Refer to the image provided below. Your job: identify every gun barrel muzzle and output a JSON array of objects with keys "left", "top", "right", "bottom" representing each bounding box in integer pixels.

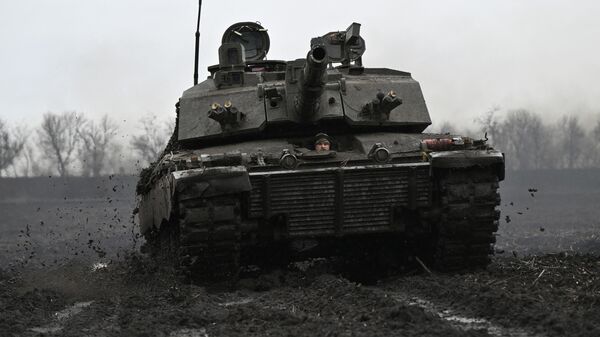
[{"left": 296, "top": 45, "right": 329, "bottom": 119}]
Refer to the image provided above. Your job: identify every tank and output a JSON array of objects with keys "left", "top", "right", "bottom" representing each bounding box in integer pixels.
[{"left": 136, "top": 21, "right": 505, "bottom": 280}]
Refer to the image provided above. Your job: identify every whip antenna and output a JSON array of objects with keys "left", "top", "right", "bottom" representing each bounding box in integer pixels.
[{"left": 193, "top": 0, "right": 202, "bottom": 85}]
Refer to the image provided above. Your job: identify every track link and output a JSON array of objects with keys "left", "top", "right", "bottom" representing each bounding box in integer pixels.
[
  {"left": 434, "top": 168, "right": 501, "bottom": 271},
  {"left": 147, "top": 195, "right": 242, "bottom": 282},
  {"left": 178, "top": 196, "right": 241, "bottom": 281}
]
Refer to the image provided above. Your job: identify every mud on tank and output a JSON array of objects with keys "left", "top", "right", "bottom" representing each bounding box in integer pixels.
[{"left": 136, "top": 20, "right": 505, "bottom": 281}]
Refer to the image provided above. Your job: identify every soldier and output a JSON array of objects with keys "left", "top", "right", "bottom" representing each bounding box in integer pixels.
[{"left": 314, "top": 133, "right": 331, "bottom": 152}]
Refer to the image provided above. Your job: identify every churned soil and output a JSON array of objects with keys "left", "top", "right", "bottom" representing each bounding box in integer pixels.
[
  {"left": 382, "top": 253, "right": 600, "bottom": 337},
  {"left": 1, "top": 253, "right": 599, "bottom": 337}
]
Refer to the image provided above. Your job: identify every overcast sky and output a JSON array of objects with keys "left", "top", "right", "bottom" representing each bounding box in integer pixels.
[{"left": 1, "top": 0, "right": 599, "bottom": 134}]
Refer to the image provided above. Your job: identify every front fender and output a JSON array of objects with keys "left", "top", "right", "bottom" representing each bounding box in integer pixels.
[
  {"left": 138, "top": 166, "right": 251, "bottom": 235},
  {"left": 172, "top": 166, "right": 252, "bottom": 200},
  {"left": 429, "top": 150, "right": 505, "bottom": 180}
]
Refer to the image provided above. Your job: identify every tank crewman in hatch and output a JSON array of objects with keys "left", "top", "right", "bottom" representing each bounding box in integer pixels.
[{"left": 314, "top": 133, "right": 331, "bottom": 152}]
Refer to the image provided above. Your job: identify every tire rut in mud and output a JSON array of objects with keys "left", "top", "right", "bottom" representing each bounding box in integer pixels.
[
  {"left": 0, "top": 256, "right": 486, "bottom": 337},
  {"left": 2, "top": 254, "right": 599, "bottom": 336},
  {"left": 380, "top": 253, "right": 600, "bottom": 337}
]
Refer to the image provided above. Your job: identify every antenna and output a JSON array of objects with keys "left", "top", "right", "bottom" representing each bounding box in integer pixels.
[{"left": 193, "top": 0, "right": 202, "bottom": 85}]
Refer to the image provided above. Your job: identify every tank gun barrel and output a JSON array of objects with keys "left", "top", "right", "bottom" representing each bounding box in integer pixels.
[{"left": 295, "top": 45, "right": 329, "bottom": 119}]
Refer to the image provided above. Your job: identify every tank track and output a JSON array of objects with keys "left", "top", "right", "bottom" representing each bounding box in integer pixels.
[
  {"left": 152, "top": 195, "right": 241, "bottom": 281},
  {"left": 433, "top": 168, "right": 500, "bottom": 271}
]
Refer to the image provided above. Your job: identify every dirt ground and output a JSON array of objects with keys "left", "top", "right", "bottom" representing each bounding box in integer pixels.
[
  {"left": 0, "top": 170, "right": 599, "bottom": 337},
  {"left": 1, "top": 253, "right": 599, "bottom": 337}
]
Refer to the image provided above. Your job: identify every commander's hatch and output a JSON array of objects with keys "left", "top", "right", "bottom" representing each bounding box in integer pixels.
[
  {"left": 210, "top": 22, "right": 272, "bottom": 89},
  {"left": 221, "top": 22, "right": 270, "bottom": 62}
]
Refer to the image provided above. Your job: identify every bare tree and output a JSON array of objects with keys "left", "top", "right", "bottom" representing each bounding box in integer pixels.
[
  {"left": 78, "top": 115, "right": 118, "bottom": 177},
  {"left": 500, "top": 109, "right": 548, "bottom": 170},
  {"left": 557, "top": 115, "right": 585, "bottom": 169},
  {"left": 38, "top": 111, "right": 84, "bottom": 177},
  {"left": 26, "top": 143, "right": 51, "bottom": 177},
  {"left": 0, "top": 119, "right": 26, "bottom": 176},
  {"left": 10, "top": 125, "right": 31, "bottom": 176},
  {"left": 106, "top": 142, "right": 130, "bottom": 175},
  {"left": 130, "top": 115, "right": 171, "bottom": 166},
  {"left": 476, "top": 106, "right": 503, "bottom": 148},
  {"left": 20, "top": 143, "right": 34, "bottom": 177},
  {"left": 528, "top": 115, "right": 550, "bottom": 169}
]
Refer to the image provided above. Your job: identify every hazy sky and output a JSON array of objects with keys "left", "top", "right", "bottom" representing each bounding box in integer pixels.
[{"left": 1, "top": 0, "right": 599, "bottom": 134}]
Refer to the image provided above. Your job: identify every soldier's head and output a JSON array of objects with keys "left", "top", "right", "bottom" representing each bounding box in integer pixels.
[{"left": 314, "top": 133, "right": 331, "bottom": 152}]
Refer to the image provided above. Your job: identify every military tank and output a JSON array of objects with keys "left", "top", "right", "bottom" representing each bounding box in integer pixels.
[{"left": 137, "top": 20, "right": 505, "bottom": 280}]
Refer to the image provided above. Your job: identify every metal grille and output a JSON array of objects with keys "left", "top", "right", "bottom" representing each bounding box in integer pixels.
[{"left": 248, "top": 164, "right": 430, "bottom": 236}]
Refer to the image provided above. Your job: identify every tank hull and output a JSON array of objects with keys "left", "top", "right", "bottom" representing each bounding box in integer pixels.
[{"left": 138, "top": 142, "right": 503, "bottom": 280}]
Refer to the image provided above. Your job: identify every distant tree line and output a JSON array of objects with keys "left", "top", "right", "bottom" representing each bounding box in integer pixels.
[
  {"left": 1, "top": 108, "right": 599, "bottom": 176},
  {"left": 0, "top": 119, "right": 26, "bottom": 177},
  {"left": 0, "top": 112, "right": 172, "bottom": 177},
  {"left": 435, "top": 107, "right": 600, "bottom": 171}
]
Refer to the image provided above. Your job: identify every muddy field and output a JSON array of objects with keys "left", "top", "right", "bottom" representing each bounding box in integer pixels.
[{"left": 1, "top": 170, "right": 599, "bottom": 336}]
